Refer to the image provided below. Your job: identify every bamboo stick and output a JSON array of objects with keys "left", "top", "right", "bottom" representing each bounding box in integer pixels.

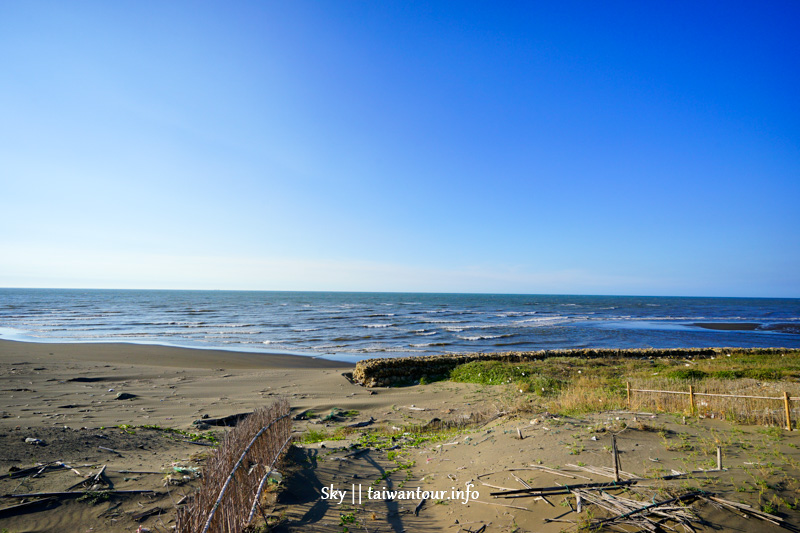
[
  {"left": 246, "top": 433, "right": 293, "bottom": 525},
  {"left": 626, "top": 381, "right": 631, "bottom": 409},
  {"left": 630, "top": 388, "right": 691, "bottom": 395},
  {"left": 490, "top": 479, "right": 638, "bottom": 497},
  {"left": 631, "top": 388, "right": 788, "bottom": 401},
  {"left": 785, "top": 391, "right": 792, "bottom": 431},
  {"left": 525, "top": 465, "right": 591, "bottom": 480}
]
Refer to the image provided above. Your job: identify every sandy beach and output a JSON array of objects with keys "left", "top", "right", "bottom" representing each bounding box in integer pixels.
[{"left": 3, "top": 340, "right": 800, "bottom": 533}]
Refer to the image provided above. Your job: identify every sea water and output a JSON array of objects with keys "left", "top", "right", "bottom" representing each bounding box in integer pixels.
[{"left": 0, "top": 289, "right": 798, "bottom": 363}]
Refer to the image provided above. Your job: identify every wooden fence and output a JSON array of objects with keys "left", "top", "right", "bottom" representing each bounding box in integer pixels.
[
  {"left": 176, "top": 399, "right": 292, "bottom": 533},
  {"left": 626, "top": 382, "right": 795, "bottom": 430}
]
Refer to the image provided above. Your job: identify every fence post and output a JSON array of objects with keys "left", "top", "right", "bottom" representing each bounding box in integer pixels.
[
  {"left": 611, "top": 435, "right": 620, "bottom": 483},
  {"left": 626, "top": 382, "right": 631, "bottom": 409},
  {"left": 689, "top": 385, "right": 696, "bottom": 415},
  {"left": 784, "top": 391, "right": 792, "bottom": 431}
]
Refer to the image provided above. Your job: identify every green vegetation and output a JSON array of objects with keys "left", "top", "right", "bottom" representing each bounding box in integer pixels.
[
  {"left": 77, "top": 491, "right": 111, "bottom": 505},
  {"left": 299, "top": 422, "right": 460, "bottom": 450},
  {"left": 667, "top": 368, "right": 708, "bottom": 380},
  {"left": 299, "top": 428, "right": 344, "bottom": 444},
  {"left": 442, "top": 350, "right": 800, "bottom": 425},
  {"left": 449, "top": 360, "right": 565, "bottom": 397},
  {"left": 119, "top": 424, "right": 219, "bottom": 445}
]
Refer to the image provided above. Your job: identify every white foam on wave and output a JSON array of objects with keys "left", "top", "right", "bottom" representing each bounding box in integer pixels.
[
  {"left": 409, "top": 342, "right": 451, "bottom": 347},
  {"left": 515, "top": 316, "right": 569, "bottom": 324},
  {"left": 456, "top": 334, "right": 512, "bottom": 341},
  {"left": 442, "top": 324, "right": 492, "bottom": 332},
  {"left": 363, "top": 323, "right": 394, "bottom": 328}
]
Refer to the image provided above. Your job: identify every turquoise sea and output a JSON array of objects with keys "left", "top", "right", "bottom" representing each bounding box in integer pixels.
[{"left": 0, "top": 289, "right": 798, "bottom": 363}]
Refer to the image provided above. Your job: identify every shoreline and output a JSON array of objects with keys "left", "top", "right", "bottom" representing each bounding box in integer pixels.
[{"left": 0, "top": 338, "right": 353, "bottom": 369}]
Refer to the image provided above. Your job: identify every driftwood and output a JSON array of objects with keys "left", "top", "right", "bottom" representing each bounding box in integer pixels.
[
  {"left": 132, "top": 506, "right": 163, "bottom": 521},
  {"left": 344, "top": 448, "right": 370, "bottom": 459},
  {"left": 414, "top": 498, "right": 426, "bottom": 516},
  {"left": 98, "top": 445, "right": 122, "bottom": 456},
  {"left": 523, "top": 465, "right": 592, "bottom": 480},
  {"left": 66, "top": 464, "right": 111, "bottom": 492},
  {"left": 570, "top": 489, "right": 701, "bottom": 532},
  {"left": 3, "top": 489, "right": 159, "bottom": 499},
  {"left": 491, "top": 479, "right": 638, "bottom": 498},
  {"left": 705, "top": 496, "right": 800, "bottom": 532},
  {"left": 176, "top": 439, "right": 215, "bottom": 447},
  {"left": 565, "top": 463, "right": 638, "bottom": 481},
  {"left": 194, "top": 412, "right": 252, "bottom": 427},
  {"left": 7, "top": 462, "right": 63, "bottom": 479},
  {"left": 585, "top": 490, "right": 701, "bottom": 530},
  {"left": 347, "top": 417, "right": 376, "bottom": 428},
  {"left": 57, "top": 461, "right": 84, "bottom": 476},
  {"left": 0, "top": 497, "right": 58, "bottom": 518}
]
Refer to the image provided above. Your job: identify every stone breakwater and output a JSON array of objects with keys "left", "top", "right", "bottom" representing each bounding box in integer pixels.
[{"left": 352, "top": 347, "right": 793, "bottom": 388}]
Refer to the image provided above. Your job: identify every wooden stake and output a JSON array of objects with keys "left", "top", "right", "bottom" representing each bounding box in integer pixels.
[
  {"left": 716, "top": 446, "right": 722, "bottom": 470},
  {"left": 689, "top": 385, "right": 695, "bottom": 415},
  {"left": 784, "top": 391, "right": 792, "bottom": 431},
  {"left": 626, "top": 382, "right": 631, "bottom": 409},
  {"left": 611, "top": 435, "right": 620, "bottom": 483}
]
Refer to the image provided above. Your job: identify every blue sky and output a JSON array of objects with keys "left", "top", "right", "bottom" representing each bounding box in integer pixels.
[{"left": 1, "top": 2, "right": 799, "bottom": 297}]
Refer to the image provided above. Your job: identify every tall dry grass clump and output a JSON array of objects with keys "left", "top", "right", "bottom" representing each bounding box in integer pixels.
[
  {"left": 548, "top": 375, "right": 627, "bottom": 414},
  {"left": 176, "top": 399, "right": 291, "bottom": 533}
]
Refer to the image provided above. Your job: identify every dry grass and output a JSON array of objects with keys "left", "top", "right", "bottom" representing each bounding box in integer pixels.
[
  {"left": 629, "top": 377, "right": 800, "bottom": 426},
  {"left": 547, "top": 375, "right": 627, "bottom": 414},
  {"left": 447, "top": 350, "right": 800, "bottom": 428},
  {"left": 175, "top": 399, "right": 291, "bottom": 533}
]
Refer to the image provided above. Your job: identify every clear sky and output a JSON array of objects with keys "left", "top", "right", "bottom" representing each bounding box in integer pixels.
[{"left": 2, "top": 2, "right": 799, "bottom": 297}]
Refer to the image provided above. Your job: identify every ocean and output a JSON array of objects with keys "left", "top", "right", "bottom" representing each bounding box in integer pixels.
[{"left": 0, "top": 289, "right": 798, "bottom": 363}]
